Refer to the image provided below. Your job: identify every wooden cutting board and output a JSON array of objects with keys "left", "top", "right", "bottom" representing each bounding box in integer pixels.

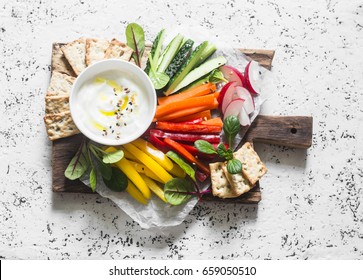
[{"left": 50, "top": 48, "right": 313, "bottom": 203}]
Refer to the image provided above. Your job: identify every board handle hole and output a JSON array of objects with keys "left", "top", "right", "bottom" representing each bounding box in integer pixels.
[{"left": 290, "top": 128, "right": 297, "bottom": 134}]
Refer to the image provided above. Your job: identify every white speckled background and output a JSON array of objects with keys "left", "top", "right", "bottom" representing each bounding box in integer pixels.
[{"left": 0, "top": 0, "right": 362, "bottom": 259}]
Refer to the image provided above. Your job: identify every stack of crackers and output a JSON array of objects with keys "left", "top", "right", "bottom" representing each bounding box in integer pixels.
[
  {"left": 44, "top": 38, "right": 152, "bottom": 141},
  {"left": 210, "top": 142, "right": 267, "bottom": 198}
]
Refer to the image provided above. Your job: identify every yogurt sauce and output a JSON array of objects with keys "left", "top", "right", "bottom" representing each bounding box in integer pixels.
[{"left": 73, "top": 70, "right": 148, "bottom": 140}]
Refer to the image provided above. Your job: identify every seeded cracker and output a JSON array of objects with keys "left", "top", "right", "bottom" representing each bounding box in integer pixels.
[
  {"left": 85, "top": 38, "right": 110, "bottom": 66},
  {"left": 210, "top": 162, "right": 237, "bottom": 198},
  {"left": 61, "top": 38, "right": 87, "bottom": 75},
  {"left": 234, "top": 142, "right": 268, "bottom": 185},
  {"left": 105, "top": 39, "right": 133, "bottom": 61},
  {"left": 45, "top": 96, "right": 69, "bottom": 114},
  {"left": 51, "top": 43, "right": 76, "bottom": 77},
  {"left": 44, "top": 111, "right": 80, "bottom": 141},
  {"left": 222, "top": 163, "right": 254, "bottom": 196},
  {"left": 46, "top": 71, "right": 75, "bottom": 97}
]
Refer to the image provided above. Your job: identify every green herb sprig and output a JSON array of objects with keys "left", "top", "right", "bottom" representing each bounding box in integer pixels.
[
  {"left": 208, "top": 69, "right": 228, "bottom": 84},
  {"left": 126, "top": 23, "right": 145, "bottom": 68},
  {"left": 195, "top": 115, "right": 243, "bottom": 174},
  {"left": 64, "top": 139, "right": 126, "bottom": 192}
]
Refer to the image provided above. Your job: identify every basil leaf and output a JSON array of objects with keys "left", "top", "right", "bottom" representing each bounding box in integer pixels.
[
  {"left": 149, "top": 70, "right": 170, "bottom": 89},
  {"left": 216, "top": 143, "right": 233, "bottom": 160},
  {"left": 209, "top": 69, "right": 228, "bottom": 83},
  {"left": 164, "top": 178, "right": 195, "bottom": 205},
  {"left": 166, "top": 151, "right": 196, "bottom": 182},
  {"left": 64, "top": 141, "right": 90, "bottom": 180},
  {"left": 227, "top": 159, "right": 242, "bottom": 174},
  {"left": 102, "top": 150, "right": 124, "bottom": 164},
  {"left": 225, "top": 149, "right": 234, "bottom": 161},
  {"left": 194, "top": 140, "right": 217, "bottom": 155},
  {"left": 223, "top": 115, "right": 240, "bottom": 147},
  {"left": 216, "top": 143, "right": 228, "bottom": 157},
  {"left": 89, "top": 168, "right": 97, "bottom": 192},
  {"left": 126, "top": 23, "right": 145, "bottom": 67},
  {"left": 98, "top": 161, "right": 112, "bottom": 180},
  {"left": 102, "top": 167, "right": 128, "bottom": 192}
]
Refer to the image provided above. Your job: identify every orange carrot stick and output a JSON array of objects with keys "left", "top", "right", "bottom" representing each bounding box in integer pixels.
[
  {"left": 155, "top": 94, "right": 215, "bottom": 119},
  {"left": 201, "top": 117, "right": 223, "bottom": 127},
  {"left": 158, "top": 83, "right": 216, "bottom": 106},
  {"left": 171, "top": 110, "right": 211, "bottom": 122},
  {"left": 155, "top": 99, "right": 218, "bottom": 121}
]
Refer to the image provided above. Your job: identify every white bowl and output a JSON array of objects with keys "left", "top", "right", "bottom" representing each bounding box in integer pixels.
[{"left": 70, "top": 60, "right": 156, "bottom": 146}]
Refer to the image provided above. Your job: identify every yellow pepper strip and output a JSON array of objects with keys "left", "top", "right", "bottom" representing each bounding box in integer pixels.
[
  {"left": 169, "top": 163, "right": 186, "bottom": 178},
  {"left": 126, "top": 180, "right": 147, "bottom": 205},
  {"left": 140, "top": 175, "right": 167, "bottom": 203},
  {"left": 128, "top": 161, "right": 164, "bottom": 183},
  {"left": 132, "top": 138, "right": 174, "bottom": 171},
  {"left": 122, "top": 148, "right": 138, "bottom": 161},
  {"left": 105, "top": 147, "right": 151, "bottom": 199},
  {"left": 123, "top": 143, "right": 173, "bottom": 184}
]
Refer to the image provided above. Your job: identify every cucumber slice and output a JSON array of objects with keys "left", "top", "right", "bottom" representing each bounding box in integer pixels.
[
  {"left": 157, "top": 34, "right": 184, "bottom": 73},
  {"left": 165, "top": 39, "right": 194, "bottom": 79},
  {"left": 184, "top": 74, "right": 210, "bottom": 90},
  {"left": 173, "top": 56, "right": 227, "bottom": 93},
  {"left": 144, "top": 29, "right": 166, "bottom": 74},
  {"left": 195, "top": 43, "right": 217, "bottom": 68},
  {"left": 164, "top": 41, "right": 208, "bottom": 96}
]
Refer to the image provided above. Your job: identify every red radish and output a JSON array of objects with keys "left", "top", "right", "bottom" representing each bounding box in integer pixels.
[
  {"left": 244, "top": 61, "right": 262, "bottom": 95},
  {"left": 223, "top": 99, "right": 245, "bottom": 120},
  {"left": 219, "top": 65, "right": 245, "bottom": 87},
  {"left": 218, "top": 82, "right": 236, "bottom": 111},
  {"left": 221, "top": 82, "right": 238, "bottom": 114},
  {"left": 238, "top": 106, "right": 251, "bottom": 126},
  {"left": 234, "top": 86, "right": 255, "bottom": 114}
]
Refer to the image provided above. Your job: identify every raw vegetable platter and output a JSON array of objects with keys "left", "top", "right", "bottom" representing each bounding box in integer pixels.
[{"left": 49, "top": 24, "right": 313, "bottom": 229}]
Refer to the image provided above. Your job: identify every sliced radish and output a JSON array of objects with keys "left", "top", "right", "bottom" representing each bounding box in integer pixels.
[
  {"left": 223, "top": 99, "right": 245, "bottom": 120},
  {"left": 244, "top": 61, "right": 263, "bottom": 95},
  {"left": 220, "top": 65, "right": 245, "bottom": 87},
  {"left": 234, "top": 86, "right": 255, "bottom": 114},
  {"left": 218, "top": 82, "right": 236, "bottom": 111},
  {"left": 238, "top": 106, "right": 251, "bottom": 126},
  {"left": 221, "top": 83, "right": 237, "bottom": 114}
]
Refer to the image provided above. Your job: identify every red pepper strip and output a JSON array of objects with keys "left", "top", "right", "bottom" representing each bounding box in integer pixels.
[
  {"left": 155, "top": 122, "right": 222, "bottom": 134},
  {"left": 196, "top": 170, "right": 209, "bottom": 182},
  {"left": 150, "top": 129, "right": 220, "bottom": 143},
  {"left": 148, "top": 134, "right": 169, "bottom": 153},
  {"left": 180, "top": 143, "right": 215, "bottom": 160},
  {"left": 164, "top": 138, "right": 210, "bottom": 174},
  {"left": 176, "top": 117, "right": 204, "bottom": 125}
]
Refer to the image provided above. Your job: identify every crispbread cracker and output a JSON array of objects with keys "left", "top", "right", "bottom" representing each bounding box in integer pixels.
[
  {"left": 105, "top": 39, "right": 133, "bottom": 61},
  {"left": 45, "top": 96, "right": 69, "bottom": 114},
  {"left": 44, "top": 111, "right": 80, "bottom": 141},
  {"left": 234, "top": 142, "right": 267, "bottom": 185},
  {"left": 52, "top": 43, "right": 76, "bottom": 77},
  {"left": 129, "top": 43, "right": 152, "bottom": 69},
  {"left": 46, "top": 71, "right": 75, "bottom": 97},
  {"left": 210, "top": 162, "right": 237, "bottom": 198},
  {"left": 222, "top": 164, "right": 253, "bottom": 196},
  {"left": 61, "top": 38, "right": 86, "bottom": 75},
  {"left": 85, "top": 38, "right": 109, "bottom": 66}
]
